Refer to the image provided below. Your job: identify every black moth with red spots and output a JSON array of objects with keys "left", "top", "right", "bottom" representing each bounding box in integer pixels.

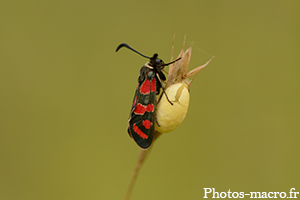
[{"left": 116, "top": 43, "right": 180, "bottom": 149}]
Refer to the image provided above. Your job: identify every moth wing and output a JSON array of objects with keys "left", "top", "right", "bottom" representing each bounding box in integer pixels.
[{"left": 127, "top": 68, "right": 156, "bottom": 149}]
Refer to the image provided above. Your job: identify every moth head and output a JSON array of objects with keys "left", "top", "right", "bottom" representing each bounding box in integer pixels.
[{"left": 150, "top": 54, "right": 165, "bottom": 69}]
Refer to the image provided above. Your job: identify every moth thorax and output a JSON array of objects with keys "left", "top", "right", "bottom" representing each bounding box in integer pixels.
[
  {"left": 147, "top": 71, "right": 154, "bottom": 78},
  {"left": 145, "top": 62, "right": 154, "bottom": 69}
]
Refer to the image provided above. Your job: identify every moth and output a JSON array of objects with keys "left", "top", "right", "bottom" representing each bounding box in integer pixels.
[{"left": 116, "top": 43, "right": 180, "bottom": 149}]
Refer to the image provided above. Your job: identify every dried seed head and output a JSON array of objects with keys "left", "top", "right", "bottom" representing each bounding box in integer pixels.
[{"left": 155, "top": 38, "right": 214, "bottom": 134}]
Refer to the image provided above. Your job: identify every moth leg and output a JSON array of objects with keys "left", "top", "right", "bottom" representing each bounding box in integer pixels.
[
  {"left": 156, "top": 73, "right": 173, "bottom": 105},
  {"left": 161, "top": 85, "right": 173, "bottom": 105}
]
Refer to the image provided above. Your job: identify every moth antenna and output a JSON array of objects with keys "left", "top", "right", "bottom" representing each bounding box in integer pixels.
[
  {"left": 116, "top": 43, "right": 151, "bottom": 59},
  {"left": 163, "top": 57, "right": 182, "bottom": 66}
]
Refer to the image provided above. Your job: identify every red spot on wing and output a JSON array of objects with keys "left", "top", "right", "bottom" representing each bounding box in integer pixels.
[
  {"left": 133, "top": 123, "right": 148, "bottom": 139},
  {"left": 134, "top": 103, "right": 154, "bottom": 115},
  {"left": 150, "top": 79, "right": 156, "bottom": 92},
  {"left": 146, "top": 104, "right": 154, "bottom": 112},
  {"left": 142, "top": 120, "right": 151, "bottom": 129},
  {"left": 133, "top": 96, "right": 137, "bottom": 106},
  {"left": 134, "top": 104, "right": 146, "bottom": 115},
  {"left": 140, "top": 79, "right": 150, "bottom": 94}
]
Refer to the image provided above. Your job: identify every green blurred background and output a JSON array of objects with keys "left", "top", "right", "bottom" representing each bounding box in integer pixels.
[{"left": 1, "top": 1, "right": 299, "bottom": 200}]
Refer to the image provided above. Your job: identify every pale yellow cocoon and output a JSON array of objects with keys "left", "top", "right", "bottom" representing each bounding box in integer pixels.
[{"left": 155, "top": 82, "right": 190, "bottom": 133}]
